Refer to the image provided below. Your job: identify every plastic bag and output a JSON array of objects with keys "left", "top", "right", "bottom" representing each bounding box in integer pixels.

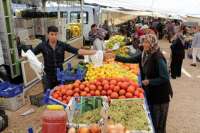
[
  {"left": 84, "top": 51, "right": 104, "bottom": 67},
  {"left": 90, "top": 50, "right": 104, "bottom": 67},
  {"left": 21, "top": 50, "right": 44, "bottom": 79}
]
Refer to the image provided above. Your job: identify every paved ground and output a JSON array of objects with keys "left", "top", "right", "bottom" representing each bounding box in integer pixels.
[
  {"left": 160, "top": 40, "right": 200, "bottom": 133},
  {"left": 2, "top": 40, "right": 200, "bottom": 133}
]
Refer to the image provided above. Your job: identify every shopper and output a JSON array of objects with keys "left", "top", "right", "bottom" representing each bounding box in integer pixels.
[
  {"left": 167, "top": 21, "right": 175, "bottom": 43},
  {"left": 33, "top": 26, "right": 96, "bottom": 91},
  {"left": 102, "top": 20, "right": 110, "bottom": 40},
  {"left": 88, "top": 24, "right": 98, "bottom": 45},
  {"left": 191, "top": 27, "right": 200, "bottom": 67},
  {"left": 111, "top": 34, "right": 173, "bottom": 133},
  {"left": 93, "top": 28, "right": 107, "bottom": 51},
  {"left": 170, "top": 28, "right": 185, "bottom": 79}
]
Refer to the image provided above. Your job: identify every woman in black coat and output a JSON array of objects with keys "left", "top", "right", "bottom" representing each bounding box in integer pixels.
[
  {"left": 170, "top": 31, "right": 185, "bottom": 79},
  {"left": 108, "top": 34, "right": 173, "bottom": 133}
]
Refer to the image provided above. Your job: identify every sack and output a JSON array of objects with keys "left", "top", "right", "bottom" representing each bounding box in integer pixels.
[{"left": 21, "top": 50, "right": 44, "bottom": 79}]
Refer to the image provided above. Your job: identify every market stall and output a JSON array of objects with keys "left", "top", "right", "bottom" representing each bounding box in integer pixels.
[{"left": 39, "top": 33, "right": 155, "bottom": 133}]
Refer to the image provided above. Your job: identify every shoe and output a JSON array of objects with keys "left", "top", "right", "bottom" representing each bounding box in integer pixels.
[{"left": 191, "top": 64, "right": 197, "bottom": 67}]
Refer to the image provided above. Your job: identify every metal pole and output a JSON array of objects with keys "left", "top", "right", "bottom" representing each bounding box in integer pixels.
[{"left": 81, "top": 0, "right": 84, "bottom": 37}]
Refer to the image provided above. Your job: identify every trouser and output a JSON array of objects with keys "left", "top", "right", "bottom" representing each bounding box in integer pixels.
[
  {"left": 192, "top": 48, "right": 200, "bottom": 64},
  {"left": 149, "top": 103, "right": 169, "bottom": 133},
  {"left": 171, "top": 57, "right": 183, "bottom": 77},
  {"left": 42, "top": 75, "right": 59, "bottom": 93}
]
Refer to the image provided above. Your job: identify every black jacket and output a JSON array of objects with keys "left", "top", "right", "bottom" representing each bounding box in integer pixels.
[
  {"left": 33, "top": 40, "right": 78, "bottom": 79},
  {"left": 171, "top": 38, "right": 185, "bottom": 60},
  {"left": 116, "top": 50, "right": 173, "bottom": 104}
]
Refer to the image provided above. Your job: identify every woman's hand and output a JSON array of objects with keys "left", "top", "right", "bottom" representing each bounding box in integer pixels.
[{"left": 142, "top": 80, "right": 149, "bottom": 86}]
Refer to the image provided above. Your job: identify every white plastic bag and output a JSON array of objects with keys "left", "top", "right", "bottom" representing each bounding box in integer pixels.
[
  {"left": 90, "top": 50, "right": 104, "bottom": 67},
  {"left": 112, "top": 43, "right": 120, "bottom": 51},
  {"left": 21, "top": 50, "right": 44, "bottom": 79}
]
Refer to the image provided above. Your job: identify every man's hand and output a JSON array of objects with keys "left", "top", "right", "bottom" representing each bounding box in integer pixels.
[{"left": 142, "top": 80, "right": 149, "bottom": 86}]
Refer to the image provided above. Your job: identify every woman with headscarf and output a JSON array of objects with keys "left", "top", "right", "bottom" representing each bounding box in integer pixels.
[
  {"left": 170, "top": 27, "right": 185, "bottom": 79},
  {"left": 111, "top": 34, "right": 173, "bottom": 133},
  {"left": 92, "top": 28, "right": 107, "bottom": 51}
]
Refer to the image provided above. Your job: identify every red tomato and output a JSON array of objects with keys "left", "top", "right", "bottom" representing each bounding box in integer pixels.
[
  {"left": 110, "top": 92, "right": 119, "bottom": 99},
  {"left": 120, "top": 82, "right": 129, "bottom": 89},
  {"left": 74, "top": 88, "right": 80, "bottom": 93},
  {"left": 119, "top": 89, "right": 126, "bottom": 96},
  {"left": 95, "top": 90, "right": 101, "bottom": 96},
  {"left": 102, "top": 80, "right": 109, "bottom": 85},
  {"left": 110, "top": 80, "right": 117, "bottom": 85},
  {"left": 127, "top": 86, "right": 135, "bottom": 94},
  {"left": 137, "top": 88, "right": 144, "bottom": 93},
  {"left": 97, "top": 85, "right": 103, "bottom": 91},
  {"left": 119, "top": 95, "right": 126, "bottom": 99},
  {"left": 90, "top": 90, "right": 95, "bottom": 96},
  {"left": 103, "top": 84, "right": 109, "bottom": 90},
  {"left": 117, "top": 82, "right": 123, "bottom": 87},
  {"left": 139, "top": 93, "right": 144, "bottom": 98},
  {"left": 134, "top": 90, "right": 140, "bottom": 97},
  {"left": 89, "top": 84, "right": 96, "bottom": 90},
  {"left": 113, "top": 86, "right": 120, "bottom": 92},
  {"left": 101, "top": 90, "right": 107, "bottom": 96},
  {"left": 107, "top": 90, "right": 112, "bottom": 96},
  {"left": 80, "top": 84, "right": 85, "bottom": 90},
  {"left": 66, "top": 90, "right": 73, "bottom": 96},
  {"left": 75, "top": 80, "right": 81, "bottom": 85},
  {"left": 87, "top": 93, "right": 92, "bottom": 97},
  {"left": 73, "top": 82, "right": 79, "bottom": 88},
  {"left": 67, "top": 84, "right": 73, "bottom": 90},
  {"left": 73, "top": 93, "right": 80, "bottom": 97},
  {"left": 109, "top": 84, "right": 115, "bottom": 90},
  {"left": 125, "top": 92, "right": 133, "bottom": 98},
  {"left": 80, "top": 91, "right": 87, "bottom": 96},
  {"left": 84, "top": 87, "right": 90, "bottom": 92},
  {"left": 95, "top": 81, "right": 102, "bottom": 86}
]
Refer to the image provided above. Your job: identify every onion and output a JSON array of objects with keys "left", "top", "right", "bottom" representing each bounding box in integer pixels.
[{"left": 90, "top": 124, "right": 101, "bottom": 133}]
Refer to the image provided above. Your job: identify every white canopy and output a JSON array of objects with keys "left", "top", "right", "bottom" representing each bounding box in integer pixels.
[{"left": 84, "top": 0, "right": 200, "bottom": 17}]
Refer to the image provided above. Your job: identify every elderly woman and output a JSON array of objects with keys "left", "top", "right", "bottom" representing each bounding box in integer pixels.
[
  {"left": 92, "top": 28, "right": 107, "bottom": 51},
  {"left": 112, "top": 34, "right": 173, "bottom": 133}
]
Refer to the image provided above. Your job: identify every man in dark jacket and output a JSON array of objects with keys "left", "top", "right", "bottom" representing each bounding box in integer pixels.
[
  {"left": 34, "top": 26, "right": 96, "bottom": 91},
  {"left": 112, "top": 34, "right": 173, "bottom": 133}
]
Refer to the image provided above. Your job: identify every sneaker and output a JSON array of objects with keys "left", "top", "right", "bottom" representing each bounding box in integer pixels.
[{"left": 191, "top": 64, "right": 197, "bottom": 67}]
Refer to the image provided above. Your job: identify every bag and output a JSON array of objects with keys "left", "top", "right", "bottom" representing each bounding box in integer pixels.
[
  {"left": 0, "top": 110, "right": 8, "bottom": 132},
  {"left": 21, "top": 50, "right": 44, "bottom": 79}
]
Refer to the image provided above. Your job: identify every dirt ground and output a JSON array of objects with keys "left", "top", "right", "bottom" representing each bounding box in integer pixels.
[{"left": 2, "top": 40, "right": 200, "bottom": 133}]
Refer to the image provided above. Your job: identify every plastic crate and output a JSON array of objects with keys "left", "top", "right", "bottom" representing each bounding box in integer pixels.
[
  {"left": 0, "top": 82, "right": 24, "bottom": 111},
  {"left": 0, "top": 82, "right": 23, "bottom": 98},
  {"left": 43, "top": 88, "right": 68, "bottom": 109},
  {"left": 56, "top": 63, "right": 86, "bottom": 84}
]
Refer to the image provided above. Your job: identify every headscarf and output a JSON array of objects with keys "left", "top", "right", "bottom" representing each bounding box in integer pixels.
[
  {"left": 140, "top": 34, "right": 159, "bottom": 67},
  {"left": 95, "top": 28, "right": 107, "bottom": 40},
  {"left": 140, "top": 34, "right": 159, "bottom": 53}
]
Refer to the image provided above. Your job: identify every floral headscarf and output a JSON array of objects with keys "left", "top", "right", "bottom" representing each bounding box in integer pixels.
[{"left": 140, "top": 34, "right": 159, "bottom": 53}]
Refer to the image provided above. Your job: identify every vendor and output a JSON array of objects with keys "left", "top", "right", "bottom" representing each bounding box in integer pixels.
[
  {"left": 33, "top": 26, "right": 96, "bottom": 91},
  {"left": 109, "top": 34, "right": 173, "bottom": 133}
]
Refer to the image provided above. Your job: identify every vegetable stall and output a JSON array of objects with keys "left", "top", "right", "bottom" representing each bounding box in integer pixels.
[{"left": 42, "top": 35, "right": 154, "bottom": 133}]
